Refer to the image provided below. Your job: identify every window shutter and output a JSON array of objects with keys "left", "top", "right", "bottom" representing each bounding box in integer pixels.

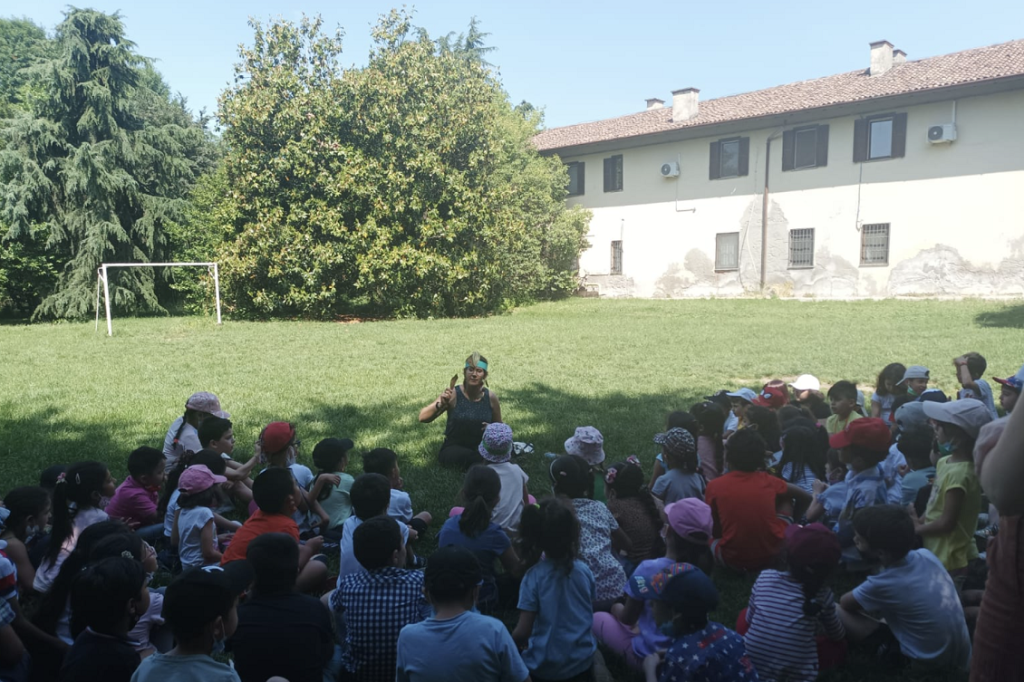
[
  {"left": 578, "top": 162, "right": 585, "bottom": 195},
  {"left": 603, "top": 157, "right": 610, "bottom": 192},
  {"left": 781, "top": 130, "right": 795, "bottom": 171},
  {"left": 816, "top": 125, "right": 829, "bottom": 167},
  {"left": 709, "top": 141, "right": 721, "bottom": 180},
  {"left": 891, "top": 113, "right": 908, "bottom": 158},
  {"left": 738, "top": 137, "right": 750, "bottom": 177},
  {"left": 853, "top": 119, "right": 868, "bottom": 162}
]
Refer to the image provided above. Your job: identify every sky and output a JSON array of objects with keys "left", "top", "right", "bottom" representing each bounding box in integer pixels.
[{"left": 11, "top": 0, "right": 1024, "bottom": 130}]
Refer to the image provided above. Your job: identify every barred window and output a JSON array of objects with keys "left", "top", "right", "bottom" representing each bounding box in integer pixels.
[
  {"left": 861, "top": 223, "right": 890, "bottom": 266},
  {"left": 716, "top": 233, "right": 739, "bottom": 271},
  {"left": 610, "top": 240, "right": 623, "bottom": 275},
  {"left": 789, "top": 228, "right": 815, "bottom": 269}
]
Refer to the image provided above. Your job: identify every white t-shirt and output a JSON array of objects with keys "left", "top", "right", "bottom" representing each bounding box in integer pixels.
[
  {"left": 959, "top": 379, "right": 999, "bottom": 419},
  {"left": 388, "top": 489, "right": 414, "bottom": 525},
  {"left": 163, "top": 417, "right": 202, "bottom": 468},
  {"left": 724, "top": 411, "right": 739, "bottom": 434},
  {"left": 488, "top": 462, "right": 529, "bottom": 533},
  {"left": 336, "top": 515, "right": 410, "bottom": 587},
  {"left": 177, "top": 506, "right": 215, "bottom": 569},
  {"left": 33, "top": 507, "right": 109, "bottom": 594},
  {"left": 871, "top": 392, "right": 898, "bottom": 423}
]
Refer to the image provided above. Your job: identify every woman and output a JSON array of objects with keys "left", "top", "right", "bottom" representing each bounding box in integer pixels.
[{"left": 419, "top": 352, "right": 502, "bottom": 468}]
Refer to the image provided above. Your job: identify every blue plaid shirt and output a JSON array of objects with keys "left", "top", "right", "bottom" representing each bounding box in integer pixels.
[{"left": 331, "top": 567, "right": 429, "bottom": 682}]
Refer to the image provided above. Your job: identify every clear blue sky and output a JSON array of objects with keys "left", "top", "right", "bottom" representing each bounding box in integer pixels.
[{"left": 13, "top": 1, "right": 1024, "bottom": 129}]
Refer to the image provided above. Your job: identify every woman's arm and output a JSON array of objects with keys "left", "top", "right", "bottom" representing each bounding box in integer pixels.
[
  {"left": 511, "top": 611, "right": 536, "bottom": 648},
  {"left": 419, "top": 388, "right": 455, "bottom": 424},
  {"left": 200, "top": 518, "right": 223, "bottom": 564},
  {"left": 979, "top": 407, "right": 1024, "bottom": 515},
  {"left": 909, "top": 488, "right": 964, "bottom": 536},
  {"left": 489, "top": 390, "right": 502, "bottom": 424}
]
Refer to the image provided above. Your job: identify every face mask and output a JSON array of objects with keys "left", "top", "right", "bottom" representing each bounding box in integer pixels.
[
  {"left": 212, "top": 634, "right": 226, "bottom": 656},
  {"left": 937, "top": 440, "right": 955, "bottom": 456},
  {"left": 907, "top": 387, "right": 918, "bottom": 397}
]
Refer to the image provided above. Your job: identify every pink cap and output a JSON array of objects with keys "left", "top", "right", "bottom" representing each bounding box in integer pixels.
[
  {"left": 178, "top": 465, "right": 227, "bottom": 494},
  {"left": 186, "top": 392, "right": 229, "bottom": 419},
  {"left": 665, "top": 498, "right": 713, "bottom": 544}
]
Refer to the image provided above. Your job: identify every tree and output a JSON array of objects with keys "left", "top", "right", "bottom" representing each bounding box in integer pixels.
[
  {"left": 0, "top": 9, "right": 215, "bottom": 319},
  {"left": 0, "top": 18, "right": 52, "bottom": 118}
]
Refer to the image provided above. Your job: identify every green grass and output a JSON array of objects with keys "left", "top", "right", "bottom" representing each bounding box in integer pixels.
[{"left": 3, "top": 298, "right": 1022, "bottom": 681}]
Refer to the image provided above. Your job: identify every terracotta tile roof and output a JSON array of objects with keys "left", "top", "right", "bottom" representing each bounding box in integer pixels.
[{"left": 534, "top": 39, "right": 1024, "bottom": 152}]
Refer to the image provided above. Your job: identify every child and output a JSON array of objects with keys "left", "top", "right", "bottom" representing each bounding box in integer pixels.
[
  {"left": 649, "top": 411, "right": 701, "bottom": 488},
  {"left": 512, "top": 499, "right": 597, "bottom": 682},
  {"left": 605, "top": 457, "right": 663, "bottom": 568},
  {"left": 896, "top": 424, "right": 936, "bottom": 509},
  {"left": 34, "top": 461, "right": 115, "bottom": 594},
  {"left": 993, "top": 367, "right": 1022, "bottom": 414},
  {"left": 651, "top": 428, "right": 706, "bottom": 504},
  {"left": 438, "top": 466, "right": 519, "bottom": 611},
  {"left": 825, "top": 381, "right": 862, "bottom": 436},
  {"left": 172, "top": 465, "right": 228, "bottom": 569},
  {"left": 59, "top": 556, "right": 149, "bottom": 682},
  {"left": 744, "top": 404, "right": 782, "bottom": 452},
  {"left": 104, "top": 447, "right": 167, "bottom": 542},
  {"left": 220, "top": 468, "right": 327, "bottom": 593},
  {"left": 742, "top": 524, "right": 845, "bottom": 682},
  {"left": 704, "top": 391, "right": 739, "bottom": 435},
  {"left": 776, "top": 423, "right": 826, "bottom": 494},
  {"left": 825, "top": 419, "right": 891, "bottom": 559},
  {"left": 363, "top": 448, "right": 433, "bottom": 541},
  {"left": 690, "top": 401, "right": 726, "bottom": 481},
  {"left": 477, "top": 423, "right": 530, "bottom": 534},
  {"left": 705, "top": 430, "right": 811, "bottom": 571},
  {"left": 0, "top": 599, "right": 25, "bottom": 681},
  {"left": 259, "top": 422, "right": 326, "bottom": 537},
  {"left": 197, "top": 417, "right": 257, "bottom": 502},
  {"left": 331, "top": 516, "right": 429, "bottom": 682},
  {"left": 162, "top": 392, "right": 229, "bottom": 468},
  {"left": 396, "top": 545, "right": 529, "bottom": 682},
  {"left": 726, "top": 388, "right": 757, "bottom": 433},
  {"left": 789, "top": 375, "right": 832, "bottom": 422},
  {"left": 837, "top": 505, "right": 971, "bottom": 671},
  {"left": 955, "top": 352, "right": 999, "bottom": 418},
  {"left": 754, "top": 382, "right": 790, "bottom": 410},
  {"left": 633, "top": 563, "right": 757, "bottom": 682},
  {"left": 564, "top": 426, "right": 610, "bottom": 503},
  {"left": 160, "top": 451, "right": 242, "bottom": 548},
  {"left": 310, "top": 437, "right": 355, "bottom": 541},
  {"left": 897, "top": 365, "right": 931, "bottom": 399},
  {"left": 550, "top": 455, "right": 628, "bottom": 607},
  {"left": 0, "top": 486, "right": 50, "bottom": 593},
  {"left": 909, "top": 401, "right": 991, "bottom": 580},
  {"left": 871, "top": 363, "right": 907, "bottom": 422},
  {"left": 132, "top": 561, "right": 254, "bottom": 682},
  {"left": 337, "top": 473, "right": 410, "bottom": 581}
]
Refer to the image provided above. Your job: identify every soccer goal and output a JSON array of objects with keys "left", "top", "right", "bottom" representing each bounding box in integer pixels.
[{"left": 95, "top": 262, "right": 222, "bottom": 336}]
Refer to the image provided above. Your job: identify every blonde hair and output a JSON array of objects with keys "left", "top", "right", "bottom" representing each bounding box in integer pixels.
[{"left": 465, "top": 352, "right": 489, "bottom": 386}]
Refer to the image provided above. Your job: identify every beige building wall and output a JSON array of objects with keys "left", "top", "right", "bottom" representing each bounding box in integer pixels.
[{"left": 562, "top": 89, "right": 1024, "bottom": 298}]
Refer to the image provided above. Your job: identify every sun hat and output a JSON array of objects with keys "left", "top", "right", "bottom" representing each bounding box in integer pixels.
[
  {"left": 784, "top": 523, "right": 841, "bottom": 570},
  {"left": 790, "top": 375, "right": 821, "bottom": 392},
  {"left": 725, "top": 388, "right": 758, "bottom": 404},
  {"left": 564, "top": 426, "right": 605, "bottom": 465},
  {"left": 894, "top": 402, "right": 929, "bottom": 432},
  {"left": 897, "top": 365, "right": 930, "bottom": 385},
  {"left": 993, "top": 364, "right": 1024, "bottom": 393},
  {"left": 628, "top": 562, "right": 718, "bottom": 613},
  {"left": 178, "top": 465, "right": 228, "bottom": 494},
  {"left": 828, "top": 418, "right": 891, "bottom": 451},
  {"left": 261, "top": 422, "right": 296, "bottom": 455},
  {"left": 653, "top": 428, "right": 696, "bottom": 461},
  {"left": 923, "top": 400, "right": 994, "bottom": 440},
  {"left": 162, "top": 561, "right": 254, "bottom": 633},
  {"left": 665, "top": 498, "right": 713, "bottom": 543},
  {"left": 479, "top": 423, "right": 514, "bottom": 463},
  {"left": 186, "top": 392, "right": 229, "bottom": 419},
  {"left": 754, "top": 385, "right": 788, "bottom": 409}
]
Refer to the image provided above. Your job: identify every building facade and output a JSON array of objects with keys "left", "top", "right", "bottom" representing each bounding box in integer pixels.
[{"left": 534, "top": 40, "right": 1024, "bottom": 299}]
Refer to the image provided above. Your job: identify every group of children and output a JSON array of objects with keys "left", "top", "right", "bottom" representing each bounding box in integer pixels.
[{"left": 0, "top": 353, "right": 1019, "bottom": 682}]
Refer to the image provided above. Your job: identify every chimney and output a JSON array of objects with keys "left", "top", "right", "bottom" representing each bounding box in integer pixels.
[
  {"left": 893, "top": 49, "right": 907, "bottom": 65},
  {"left": 870, "top": 40, "right": 894, "bottom": 76},
  {"left": 646, "top": 97, "right": 665, "bottom": 111},
  {"left": 671, "top": 88, "right": 699, "bottom": 122}
]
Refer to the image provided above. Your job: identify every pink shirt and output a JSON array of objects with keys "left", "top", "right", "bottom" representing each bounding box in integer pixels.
[
  {"left": 697, "top": 435, "right": 721, "bottom": 480},
  {"left": 105, "top": 477, "right": 159, "bottom": 529}
]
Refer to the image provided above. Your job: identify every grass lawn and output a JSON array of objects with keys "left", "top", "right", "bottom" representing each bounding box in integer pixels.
[{"left": 2, "top": 298, "right": 1022, "bottom": 681}]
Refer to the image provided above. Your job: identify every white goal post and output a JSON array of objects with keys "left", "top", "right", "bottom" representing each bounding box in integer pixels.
[{"left": 95, "top": 262, "right": 222, "bottom": 336}]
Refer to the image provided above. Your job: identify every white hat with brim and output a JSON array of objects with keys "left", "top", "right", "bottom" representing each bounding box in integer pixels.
[
  {"left": 789, "top": 375, "right": 821, "bottom": 392},
  {"left": 922, "top": 400, "right": 993, "bottom": 440},
  {"left": 898, "top": 365, "right": 930, "bottom": 386},
  {"left": 725, "top": 388, "right": 758, "bottom": 403}
]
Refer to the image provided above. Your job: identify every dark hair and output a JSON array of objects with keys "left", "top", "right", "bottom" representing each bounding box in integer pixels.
[
  {"left": 69, "top": 556, "right": 146, "bottom": 637},
  {"left": 197, "top": 417, "right": 233, "bottom": 449},
  {"left": 778, "top": 425, "right": 827, "bottom": 483},
  {"left": 788, "top": 551, "right": 838, "bottom": 618},
  {"left": 312, "top": 438, "right": 353, "bottom": 501},
  {"left": 459, "top": 466, "right": 500, "bottom": 538},
  {"left": 666, "top": 532, "right": 714, "bottom": 576},
  {"left": 933, "top": 421, "right": 976, "bottom": 458},
  {"left": 88, "top": 532, "right": 145, "bottom": 564},
  {"left": 362, "top": 448, "right": 399, "bottom": 478},
  {"left": 964, "top": 352, "right": 987, "bottom": 379},
  {"left": 852, "top": 505, "right": 915, "bottom": 560},
  {"left": 667, "top": 411, "right": 700, "bottom": 442},
  {"left": 252, "top": 467, "right": 295, "bottom": 514},
  {"left": 549, "top": 455, "right": 592, "bottom": 499},
  {"left": 127, "top": 446, "right": 165, "bottom": 479},
  {"left": 248, "top": 533, "right": 299, "bottom": 594},
  {"left": 875, "top": 363, "right": 908, "bottom": 398},
  {"left": 606, "top": 459, "right": 661, "bottom": 525},
  {"left": 777, "top": 404, "right": 812, "bottom": 429},
  {"left": 827, "top": 381, "right": 858, "bottom": 402},
  {"left": 45, "top": 461, "right": 110, "bottom": 565},
  {"left": 725, "top": 430, "right": 767, "bottom": 472},
  {"left": 890, "top": 394, "right": 916, "bottom": 420},
  {"left": 897, "top": 424, "right": 935, "bottom": 470},
  {"left": 690, "top": 402, "right": 726, "bottom": 475},
  {"left": 39, "top": 464, "right": 66, "bottom": 491},
  {"left": 742, "top": 405, "right": 780, "bottom": 452},
  {"left": 846, "top": 443, "right": 888, "bottom": 468},
  {"left": 519, "top": 498, "right": 579, "bottom": 575},
  {"left": 353, "top": 516, "right": 402, "bottom": 570},
  {"left": 424, "top": 546, "right": 482, "bottom": 603},
  {"left": 350, "top": 473, "right": 391, "bottom": 520},
  {"left": 158, "top": 449, "right": 227, "bottom": 516},
  {"left": 2, "top": 486, "right": 50, "bottom": 530}
]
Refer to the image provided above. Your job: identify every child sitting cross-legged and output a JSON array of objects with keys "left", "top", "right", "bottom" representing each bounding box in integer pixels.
[
  {"left": 896, "top": 424, "right": 935, "bottom": 510},
  {"left": 825, "top": 381, "right": 862, "bottom": 436},
  {"left": 605, "top": 457, "right": 664, "bottom": 570},
  {"left": 310, "top": 437, "right": 356, "bottom": 543},
  {"left": 363, "top": 448, "right": 433, "bottom": 543},
  {"left": 172, "top": 465, "right": 229, "bottom": 569},
  {"left": 651, "top": 428, "right": 706, "bottom": 504},
  {"left": 104, "top": 447, "right": 167, "bottom": 543},
  {"left": 396, "top": 545, "right": 530, "bottom": 682},
  {"left": 259, "top": 422, "right": 328, "bottom": 538},
  {"left": 160, "top": 450, "right": 243, "bottom": 553},
  {"left": 477, "top": 422, "right": 531, "bottom": 534},
  {"left": 336, "top": 473, "right": 410, "bottom": 582}
]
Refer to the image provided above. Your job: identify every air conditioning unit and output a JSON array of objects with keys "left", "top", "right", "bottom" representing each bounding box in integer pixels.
[
  {"left": 660, "top": 161, "right": 680, "bottom": 177},
  {"left": 928, "top": 124, "right": 957, "bottom": 144}
]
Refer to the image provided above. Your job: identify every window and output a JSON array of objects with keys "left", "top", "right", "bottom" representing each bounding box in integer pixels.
[
  {"left": 782, "top": 125, "right": 829, "bottom": 171},
  {"left": 854, "top": 113, "right": 907, "bottom": 162},
  {"left": 861, "top": 223, "right": 890, "bottom": 266},
  {"left": 566, "top": 162, "right": 585, "bottom": 196},
  {"left": 709, "top": 137, "right": 750, "bottom": 179},
  {"left": 715, "top": 233, "right": 740, "bottom": 271},
  {"left": 788, "top": 228, "right": 815, "bottom": 269},
  {"left": 610, "top": 240, "right": 623, "bottom": 275},
  {"left": 603, "top": 155, "right": 623, "bottom": 192}
]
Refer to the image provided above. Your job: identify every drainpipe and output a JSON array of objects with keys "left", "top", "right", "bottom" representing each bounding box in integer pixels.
[{"left": 760, "top": 131, "right": 783, "bottom": 292}]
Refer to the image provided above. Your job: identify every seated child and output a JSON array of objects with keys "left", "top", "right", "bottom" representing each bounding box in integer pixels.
[
  {"left": 744, "top": 405, "right": 782, "bottom": 452},
  {"left": 477, "top": 423, "right": 530, "bottom": 534},
  {"left": 896, "top": 424, "right": 935, "bottom": 507},
  {"left": 807, "top": 449, "right": 848, "bottom": 528},
  {"left": 197, "top": 416, "right": 256, "bottom": 503},
  {"left": 132, "top": 561, "right": 254, "bottom": 682},
  {"left": 648, "top": 411, "right": 701, "bottom": 488},
  {"left": 220, "top": 468, "right": 327, "bottom": 593},
  {"left": 60, "top": 556, "right": 149, "bottom": 682},
  {"left": 160, "top": 450, "right": 242, "bottom": 551},
  {"left": 0, "top": 486, "right": 51, "bottom": 593},
  {"left": 993, "top": 367, "right": 1022, "bottom": 414},
  {"left": 336, "top": 474, "right": 410, "bottom": 582},
  {"left": 689, "top": 402, "right": 726, "bottom": 481},
  {"left": 776, "top": 423, "right": 827, "bottom": 495},
  {"left": 705, "top": 430, "right": 811, "bottom": 571},
  {"left": 0, "top": 598, "right": 26, "bottom": 681},
  {"left": 726, "top": 388, "right": 757, "bottom": 434},
  {"left": 330, "top": 516, "right": 429, "bottom": 682},
  {"left": 605, "top": 457, "right": 664, "bottom": 568},
  {"left": 564, "top": 425, "right": 613, "bottom": 502},
  {"left": 633, "top": 563, "right": 758, "bottom": 682},
  {"left": 651, "top": 428, "right": 706, "bottom": 504},
  {"left": 173, "top": 465, "right": 229, "bottom": 569},
  {"left": 837, "top": 505, "right": 971, "bottom": 671},
  {"left": 512, "top": 499, "right": 597, "bottom": 682},
  {"left": 104, "top": 447, "right": 167, "bottom": 542},
  {"left": 396, "top": 545, "right": 529, "bottom": 682},
  {"left": 310, "top": 437, "right": 355, "bottom": 542},
  {"left": 825, "top": 381, "right": 862, "bottom": 436},
  {"left": 259, "top": 422, "right": 327, "bottom": 537},
  {"left": 871, "top": 363, "right": 908, "bottom": 423},
  {"left": 825, "top": 419, "right": 891, "bottom": 560},
  {"left": 789, "top": 375, "right": 832, "bottom": 422},
  {"left": 363, "top": 448, "right": 432, "bottom": 539},
  {"left": 955, "top": 352, "right": 998, "bottom": 419}
]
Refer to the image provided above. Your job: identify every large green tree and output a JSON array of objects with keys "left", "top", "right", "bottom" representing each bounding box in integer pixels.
[
  {"left": 0, "top": 9, "right": 215, "bottom": 319},
  {"left": 217, "top": 11, "right": 589, "bottom": 319}
]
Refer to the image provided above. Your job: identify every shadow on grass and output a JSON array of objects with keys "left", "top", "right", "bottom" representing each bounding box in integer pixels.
[{"left": 975, "top": 305, "right": 1024, "bottom": 329}]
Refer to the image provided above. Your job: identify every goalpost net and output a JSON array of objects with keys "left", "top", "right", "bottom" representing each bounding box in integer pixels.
[{"left": 95, "top": 262, "right": 222, "bottom": 336}]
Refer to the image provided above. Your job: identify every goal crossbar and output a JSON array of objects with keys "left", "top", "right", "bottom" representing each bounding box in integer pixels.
[{"left": 95, "top": 262, "right": 222, "bottom": 336}]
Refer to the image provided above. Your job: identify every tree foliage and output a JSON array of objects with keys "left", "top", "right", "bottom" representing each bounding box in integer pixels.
[
  {"left": 0, "top": 17, "right": 52, "bottom": 118},
  {"left": 217, "top": 11, "right": 589, "bottom": 319}
]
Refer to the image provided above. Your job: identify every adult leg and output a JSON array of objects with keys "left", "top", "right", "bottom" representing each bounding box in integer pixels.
[{"left": 438, "top": 445, "right": 484, "bottom": 468}]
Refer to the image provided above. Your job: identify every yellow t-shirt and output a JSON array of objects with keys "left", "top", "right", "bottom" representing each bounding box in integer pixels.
[
  {"left": 825, "top": 411, "right": 862, "bottom": 436},
  {"left": 923, "top": 455, "right": 982, "bottom": 571}
]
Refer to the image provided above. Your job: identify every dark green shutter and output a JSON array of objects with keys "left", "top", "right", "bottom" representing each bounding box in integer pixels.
[
  {"left": 816, "top": 125, "right": 829, "bottom": 167},
  {"left": 891, "top": 113, "right": 908, "bottom": 158},
  {"left": 781, "top": 130, "right": 795, "bottom": 171},
  {"left": 853, "top": 119, "right": 868, "bottom": 162},
  {"left": 738, "top": 137, "right": 750, "bottom": 177},
  {"left": 709, "top": 141, "right": 721, "bottom": 180}
]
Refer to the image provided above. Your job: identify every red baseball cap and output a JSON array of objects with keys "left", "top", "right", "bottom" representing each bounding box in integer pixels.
[
  {"left": 828, "top": 418, "right": 891, "bottom": 451},
  {"left": 753, "top": 385, "right": 788, "bottom": 409},
  {"left": 261, "top": 421, "right": 296, "bottom": 455},
  {"left": 784, "top": 523, "right": 841, "bottom": 570}
]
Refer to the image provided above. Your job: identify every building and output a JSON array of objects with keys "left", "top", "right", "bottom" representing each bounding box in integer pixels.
[{"left": 534, "top": 40, "right": 1024, "bottom": 299}]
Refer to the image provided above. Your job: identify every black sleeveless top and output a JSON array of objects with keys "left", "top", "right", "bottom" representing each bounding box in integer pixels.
[{"left": 443, "top": 386, "right": 493, "bottom": 449}]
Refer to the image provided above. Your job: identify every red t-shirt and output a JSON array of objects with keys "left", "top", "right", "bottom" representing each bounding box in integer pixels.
[
  {"left": 705, "top": 471, "right": 789, "bottom": 571},
  {"left": 221, "top": 510, "right": 299, "bottom": 565}
]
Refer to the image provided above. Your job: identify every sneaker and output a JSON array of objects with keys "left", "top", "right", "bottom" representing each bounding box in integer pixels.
[{"left": 512, "top": 442, "right": 534, "bottom": 459}]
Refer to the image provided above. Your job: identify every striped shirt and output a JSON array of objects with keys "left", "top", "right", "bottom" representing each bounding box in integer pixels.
[
  {"left": 779, "top": 463, "right": 817, "bottom": 495},
  {"left": 744, "top": 570, "right": 845, "bottom": 682}
]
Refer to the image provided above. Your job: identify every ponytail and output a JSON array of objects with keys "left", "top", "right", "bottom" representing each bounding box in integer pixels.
[
  {"left": 44, "top": 461, "right": 108, "bottom": 565},
  {"left": 519, "top": 498, "right": 578, "bottom": 575},
  {"left": 458, "top": 466, "right": 500, "bottom": 539}
]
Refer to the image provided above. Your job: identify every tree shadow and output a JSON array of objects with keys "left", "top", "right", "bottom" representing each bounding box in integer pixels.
[{"left": 975, "top": 305, "right": 1024, "bottom": 329}]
